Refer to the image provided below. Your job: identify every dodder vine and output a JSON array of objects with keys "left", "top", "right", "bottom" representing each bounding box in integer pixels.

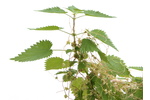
[{"left": 11, "top": 6, "right": 143, "bottom": 100}]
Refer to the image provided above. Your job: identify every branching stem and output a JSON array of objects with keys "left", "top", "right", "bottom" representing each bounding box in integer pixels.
[
  {"left": 76, "top": 15, "right": 85, "bottom": 19},
  {"left": 65, "top": 14, "right": 73, "bottom": 18}
]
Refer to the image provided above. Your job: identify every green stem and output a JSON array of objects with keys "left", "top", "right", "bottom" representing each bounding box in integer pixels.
[
  {"left": 72, "top": 14, "right": 77, "bottom": 50},
  {"left": 59, "top": 30, "right": 71, "bottom": 35},
  {"left": 72, "top": 14, "right": 76, "bottom": 36},
  {"left": 76, "top": 32, "right": 85, "bottom": 35},
  {"left": 65, "top": 14, "right": 73, "bottom": 18},
  {"left": 76, "top": 15, "right": 85, "bottom": 19}
]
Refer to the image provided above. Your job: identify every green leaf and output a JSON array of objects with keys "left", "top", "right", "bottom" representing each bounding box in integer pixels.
[
  {"left": 37, "top": 7, "right": 67, "bottom": 14},
  {"left": 75, "top": 90, "right": 84, "bottom": 100},
  {"left": 63, "top": 60, "right": 70, "bottom": 68},
  {"left": 98, "top": 50, "right": 109, "bottom": 63},
  {"left": 29, "top": 26, "right": 63, "bottom": 31},
  {"left": 63, "top": 74, "right": 75, "bottom": 82},
  {"left": 132, "top": 77, "right": 143, "bottom": 83},
  {"left": 80, "top": 39, "right": 99, "bottom": 53},
  {"left": 45, "top": 57, "right": 69, "bottom": 70},
  {"left": 94, "top": 77, "right": 109, "bottom": 100},
  {"left": 62, "top": 69, "right": 77, "bottom": 82},
  {"left": 133, "top": 87, "right": 143, "bottom": 99},
  {"left": 70, "top": 77, "right": 85, "bottom": 94},
  {"left": 78, "top": 61, "right": 88, "bottom": 73},
  {"left": 84, "top": 10, "right": 115, "bottom": 18},
  {"left": 10, "top": 40, "right": 52, "bottom": 62},
  {"left": 69, "top": 61, "right": 77, "bottom": 66},
  {"left": 106, "top": 55, "right": 131, "bottom": 77},
  {"left": 89, "top": 29, "right": 118, "bottom": 51},
  {"left": 78, "top": 62, "right": 86, "bottom": 70},
  {"left": 129, "top": 66, "right": 143, "bottom": 71},
  {"left": 55, "top": 71, "right": 68, "bottom": 75},
  {"left": 67, "top": 6, "right": 83, "bottom": 14},
  {"left": 56, "top": 69, "right": 77, "bottom": 75},
  {"left": 66, "top": 49, "right": 73, "bottom": 54}
]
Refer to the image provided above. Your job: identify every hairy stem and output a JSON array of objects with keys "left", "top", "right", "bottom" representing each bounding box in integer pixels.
[
  {"left": 72, "top": 14, "right": 76, "bottom": 46},
  {"left": 72, "top": 14, "right": 79, "bottom": 60}
]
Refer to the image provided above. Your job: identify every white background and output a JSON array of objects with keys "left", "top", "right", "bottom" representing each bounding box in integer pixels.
[{"left": 0, "top": 0, "right": 149, "bottom": 100}]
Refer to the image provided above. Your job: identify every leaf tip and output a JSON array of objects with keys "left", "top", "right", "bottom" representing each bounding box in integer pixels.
[
  {"left": 10, "top": 57, "right": 14, "bottom": 61},
  {"left": 108, "top": 16, "right": 116, "bottom": 18},
  {"left": 28, "top": 28, "right": 34, "bottom": 30},
  {"left": 34, "top": 10, "right": 40, "bottom": 12}
]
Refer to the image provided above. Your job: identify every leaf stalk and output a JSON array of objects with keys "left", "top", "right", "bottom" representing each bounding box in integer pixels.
[{"left": 59, "top": 30, "right": 72, "bottom": 35}]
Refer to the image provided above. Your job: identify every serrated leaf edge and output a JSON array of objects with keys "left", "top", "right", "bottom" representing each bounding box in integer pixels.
[
  {"left": 89, "top": 29, "right": 118, "bottom": 51},
  {"left": 84, "top": 10, "right": 116, "bottom": 18},
  {"left": 80, "top": 39, "right": 99, "bottom": 53},
  {"left": 36, "top": 7, "right": 67, "bottom": 14},
  {"left": 128, "top": 66, "right": 143, "bottom": 71},
  {"left": 67, "top": 5, "right": 84, "bottom": 14},
  {"left": 45, "top": 57, "right": 71, "bottom": 70},
  {"left": 10, "top": 40, "right": 53, "bottom": 62},
  {"left": 28, "top": 25, "right": 63, "bottom": 31},
  {"left": 107, "top": 55, "right": 131, "bottom": 77},
  {"left": 28, "top": 25, "right": 63, "bottom": 30}
]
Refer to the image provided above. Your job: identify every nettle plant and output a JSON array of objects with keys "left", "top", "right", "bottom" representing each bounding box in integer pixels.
[{"left": 11, "top": 6, "right": 143, "bottom": 100}]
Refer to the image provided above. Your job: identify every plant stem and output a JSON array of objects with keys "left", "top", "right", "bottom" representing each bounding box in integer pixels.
[
  {"left": 72, "top": 14, "right": 76, "bottom": 45},
  {"left": 76, "top": 15, "right": 85, "bottom": 19},
  {"left": 72, "top": 14, "right": 77, "bottom": 54},
  {"left": 60, "top": 30, "right": 72, "bottom": 35},
  {"left": 65, "top": 13, "right": 73, "bottom": 18},
  {"left": 76, "top": 32, "right": 84, "bottom": 35}
]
